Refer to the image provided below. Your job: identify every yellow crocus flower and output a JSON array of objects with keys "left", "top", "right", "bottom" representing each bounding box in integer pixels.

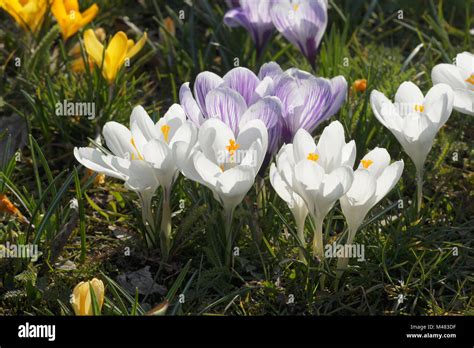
[
  {"left": 0, "top": 0, "right": 48, "bottom": 33},
  {"left": 71, "top": 278, "right": 105, "bottom": 316},
  {"left": 69, "top": 27, "right": 105, "bottom": 72},
  {"left": 84, "top": 29, "right": 148, "bottom": 84},
  {"left": 51, "top": 0, "right": 99, "bottom": 40}
]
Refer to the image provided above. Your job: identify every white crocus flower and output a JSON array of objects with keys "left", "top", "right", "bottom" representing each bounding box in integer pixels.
[
  {"left": 173, "top": 118, "right": 268, "bottom": 263},
  {"left": 129, "top": 104, "right": 195, "bottom": 258},
  {"left": 431, "top": 52, "right": 474, "bottom": 116},
  {"left": 270, "top": 144, "right": 308, "bottom": 262},
  {"left": 74, "top": 105, "right": 194, "bottom": 256},
  {"left": 338, "top": 147, "right": 404, "bottom": 273},
  {"left": 290, "top": 121, "right": 355, "bottom": 259},
  {"left": 370, "top": 82, "right": 454, "bottom": 211}
]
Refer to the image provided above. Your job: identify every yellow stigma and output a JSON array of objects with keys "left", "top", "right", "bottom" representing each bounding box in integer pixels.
[
  {"left": 161, "top": 124, "right": 171, "bottom": 143},
  {"left": 466, "top": 73, "right": 474, "bottom": 85},
  {"left": 226, "top": 139, "right": 240, "bottom": 157},
  {"left": 130, "top": 137, "right": 144, "bottom": 160},
  {"left": 293, "top": 4, "right": 299, "bottom": 11},
  {"left": 307, "top": 152, "right": 319, "bottom": 162},
  {"left": 414, "top": 104, "right": 424, "bottom": 113},
  {"left": 220, "top": 164, "right": 225, "bottom": 172},
  {"left": 361, "top": 159, "right": 373, "bottom": 169}
]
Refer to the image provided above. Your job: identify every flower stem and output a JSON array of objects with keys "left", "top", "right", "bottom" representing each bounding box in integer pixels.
[
  {"left": 296, "top": 218, "right": 307, "bottom": 263},
  {"left": 256, "top": 176, "right": 265, "bottom": 216},
  {"left": 139, "top": 192, "right": 155, "bottom": 249},
  {"left": 224, "top": 206, "right": 235, "bottom": 267},
  {"left": 311, "top": 217, "right": 324, "bottom": 259},
  {"left": 335, "top": 226, "right": 358, "bottom": 287},
  {"left": 160, "top": 187, "right": 172, "bottom": 262},
  {"left": 416, "top": 168, "right": 424, "bottom": 214}
]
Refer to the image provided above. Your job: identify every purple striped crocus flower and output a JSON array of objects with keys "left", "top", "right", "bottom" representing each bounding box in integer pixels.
[
  {"left": 179, "top": 67, "right": 283, "bottom": 161},
  {"left": 179, "top": 62, "right": 347, "bottom": 169},
  {"left": 270, "top": 0, "right": 328, "bottom": 68},
  {"left": 224, "top": 0, "right": 275, "bottom": 55},
  {"left": 268, "top": 63, "right": 348, "bottom": 143},
  {"left": 224, "top": 1, "right": 328, "bottom": 67}
]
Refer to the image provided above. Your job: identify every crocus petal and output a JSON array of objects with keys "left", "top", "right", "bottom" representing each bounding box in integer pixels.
[
  {"left": 341, "top": 140, "right": 356, "bottom": 168},
  {"left": 169, "top": 120, "right": 198, "bottom": 148},
  {"left": 322, "top": 166, "right": 353, "bottom": 200},
  {"left": 156, "top": 104, "right": 187, "bottom": 144},
  {"left": 423, "top": 83, "right": 454, "bottom": 128},
  {"left": 142, "top": 139, "right": 176, "bottom": 188},
  {"left": 296, "top": 77, "right": 333, "bottom": 133},
  {"left": 455, "top": 52, "right": 474, "bottom": 72},
  {"left": 84, "top": 29, "right": 105, "bottom": 66},
  {"left": 51, "top": 0, "right": 68, "bottom": 25},
  {"left": 224, "top": 0, "right": 274, "bottom": 52},
  {"left": 193, "top": 71, "right": 224, "bottom": 116},
  {"left": 316, "top": 120, "right": 346, "bottom": 172},
  {"left": 237, "top": 119, "right": 269, "bottom": 153},
  {"left": 270, "top": 160, "right": 308, "bottom": 224},
  {"left": 224, "top": 7, "right": 252, "bottom": 30},
  {"left": 399, "top": 113, "right": 433, "bottom": 172},
  {"left": 126, "top": 32, "right": 148, "bottom": 60},
  {"left": 432, "top": 63, "right": 467, "bottom": 90},
  {"left": 64, "top": 0, "right": 80, "bottom": 12},
  {"left": 198, "top": 118, "right": 236, "bottom": 165},
  {"left": 172, "top": 141, "right": 204, "bottom": 185},
  {"left": 340, "top": 170, "right": 375, "bottom": 233},
  {"left": 453, "top": 89, "right": 474, "bottom": 116},
  {"left": 74, "top": 147, "right": 128, "bottom": 181},
  {"left": 142, "top": 139, "right": 172, "bottom": 170},
  {"left": 358, "top": 147, "right": 391, "bottom": 178},
  {"left": 276, "top": 73, "right": 342, "bottom": 140},
  {"left": 240, "top": 138, "right": 266, "bottom": 174},
  {"left": 102, "top": 121, "right": 135, "bottom": 158},
  {"left": 78, "top": 4, "right": 99, "bottom": 29},
  {"left": 373, "top": 160, "right": 404, "bottom": 204},
  {"left": 370, "top": 90, "right": 403, "bottom": 134},
  {"left": 294, "top": 159, "right": 325, "bottom": 191},
  {"left": 258, "top": 61, "right": 283, "bottom": 81},
  {"left": 104, "top": 31, "right": 128, "bottom": 82},
  {"left": 130, "top": 105, "right": 159, "bottom": 147},
  {"left": 271, "top": 0, "right": 327, "bottom": 64},
  {"left": 270, "top": 163, "right": 293, "bottom": 204},
  {"left": 216, "top": 165, "right": 256, "bottom": 210},
  {"left": 292, "top": 128, "right": 317, "bottom": 164},
  {"left": 239, "top": 96, "right": 281, "bottom": 155},
  {"left": 324, "top": 75, "right": 348, "bottom": 118},
  {"left": 205, "top": 87, "right": 247, "bottom": 133},
  {"left": 344, "top": 170, "right": 376, "bottom": 207},
  {"left": 179, "top": 82, "right": 205, "bottom": 126},
  {"left": 222, "top": 67, "right": 260, "bottom": 106},
  {"left": 251, "top": 76, "right": 275, "bottom": 103},
  {"left": 395, "top": 82, "right": 427, "bottom": 119},
  {"left": 402, "top": 112, "right": 432, "bottom": 143},
  {"left": 394, "top": 81, "right": 425, "bottom": 107},
  {"left": 124, "top": 160, "right": 160, "bottom": 192},
  {"left": 193, "top": 151, "right": 222, "bottom": 188},
  {"left": 276, "top": 144, "right": 296, "bottom": 185},
  {"left": 292, "top": 159, "right": 325, "bottom": 216},
  {"left": 7, "top": 0, "right": 48, "bottom": 33}
]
